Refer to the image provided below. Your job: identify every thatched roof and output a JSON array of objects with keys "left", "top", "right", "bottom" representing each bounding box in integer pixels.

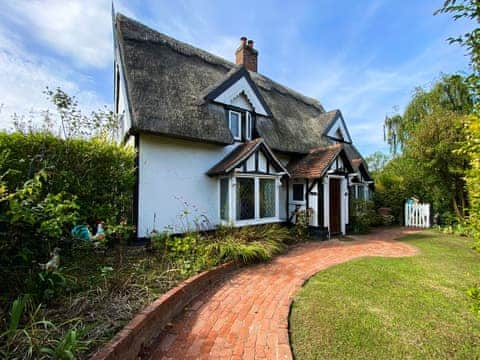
[
  {"left": 115, "top": 14, "right": 341, "bottom": 154},
  {"left": 207, "top": 138, "right": 288, "bottom": 176}
]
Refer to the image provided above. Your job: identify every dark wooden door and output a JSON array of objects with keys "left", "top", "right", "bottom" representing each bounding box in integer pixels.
[{"left": 329, "top": 179, "right": 341, "bottom": 234}]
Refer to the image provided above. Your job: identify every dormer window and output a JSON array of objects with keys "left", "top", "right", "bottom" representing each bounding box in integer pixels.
[
  {"left": 229, "top": 110, "right": 241, "bottom": 140},
  {"left": 228, "top": 109, "right": 253, "bottom": 142},
  {"left": 246, "top": 112, "right": 252, "bottom": 140}
]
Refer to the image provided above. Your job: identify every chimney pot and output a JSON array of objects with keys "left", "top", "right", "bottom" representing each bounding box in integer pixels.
[{"left": 235, "top": 36, "right": 258, "bottom": 72}]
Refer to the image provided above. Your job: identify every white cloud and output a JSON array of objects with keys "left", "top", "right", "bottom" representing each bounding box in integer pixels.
[
  {"left": 0, "top": 24, "right": 105, "bottom": 129},
  {"left": 2, "top": 0, "right": 113, "bottom": 68}
]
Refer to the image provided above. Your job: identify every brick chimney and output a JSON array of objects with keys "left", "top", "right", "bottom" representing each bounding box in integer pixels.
[{"left": 235, "top": 36, "right": 258, "bottom": 72}]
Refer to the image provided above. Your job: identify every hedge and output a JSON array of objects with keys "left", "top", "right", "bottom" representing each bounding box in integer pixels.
[{"left": 0, "top": 131, "right": 135, "bottom": 225}]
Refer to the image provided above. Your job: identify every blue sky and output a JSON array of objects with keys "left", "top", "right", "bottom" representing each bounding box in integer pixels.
[{"left": 0, "top": 0, "right": 473, "bottom": 155}]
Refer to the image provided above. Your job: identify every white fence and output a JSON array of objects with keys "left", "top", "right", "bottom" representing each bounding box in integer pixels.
[{"left": 405, "top": 202, "right": 430, "bottom": 228}]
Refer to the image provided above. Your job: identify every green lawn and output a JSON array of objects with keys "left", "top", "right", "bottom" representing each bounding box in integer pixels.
[{"left": 289, "top": 231, "right": 480, "bottom": 359}]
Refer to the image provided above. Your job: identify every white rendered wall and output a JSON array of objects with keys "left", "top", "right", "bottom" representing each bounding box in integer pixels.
[{"left": 137, "top": 134, "right": 234, "bottom": 237}]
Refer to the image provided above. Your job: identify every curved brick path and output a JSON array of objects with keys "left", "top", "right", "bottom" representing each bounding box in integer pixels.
[{"left": 148, "top": 228, "right": 419, "bottom": 360}]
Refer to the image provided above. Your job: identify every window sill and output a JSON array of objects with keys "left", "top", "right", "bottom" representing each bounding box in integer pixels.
[{"left": 222, "top": 217, "right": 282, "bottom": 227}]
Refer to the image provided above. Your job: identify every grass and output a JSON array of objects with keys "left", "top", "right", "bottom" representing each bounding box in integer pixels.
[{"left": 289, "top": 231, "right": 480, "bottom": 359}]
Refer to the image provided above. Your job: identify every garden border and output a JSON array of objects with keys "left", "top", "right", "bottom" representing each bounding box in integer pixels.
[{"left": 90, "top": 261, "right": 238, "bottom": 360}]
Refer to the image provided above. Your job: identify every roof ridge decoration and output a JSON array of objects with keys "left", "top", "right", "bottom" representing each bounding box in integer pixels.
[
  {"left": 207, "top": 138, "right": 289, "bottom": 176},
  {"left": 203, "top": 66, "right": 273, "bottom": 116}
]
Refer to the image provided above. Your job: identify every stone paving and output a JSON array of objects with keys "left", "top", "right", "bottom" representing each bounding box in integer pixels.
[{"left": 148, "top": 228, "right": 419, "bottom": 360}]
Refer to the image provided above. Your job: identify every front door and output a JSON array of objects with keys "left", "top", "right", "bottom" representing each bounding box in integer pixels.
[{"left": 329, "top": 178, "right": 341, "bottom": 234}]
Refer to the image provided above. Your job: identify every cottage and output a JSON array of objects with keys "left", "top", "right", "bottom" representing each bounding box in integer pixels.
[{"left": 113, "top": 13, "right": 373, "bottom": 238}]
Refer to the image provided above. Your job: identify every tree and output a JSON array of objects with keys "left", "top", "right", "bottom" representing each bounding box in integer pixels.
[
  {"left": 373, "top": 155, "right": 433, "bottom": 222},
  {"left": 436, "top": 0, "right": 480, "bottom": 317},
  {"left": 405, "top": 107, "right": 469, "bottom": 218},
  {"left": 436, "top": 0, "right": 480, "bottom": 93},
  {"left": 384, "top": 75, "right": 473, "bottom": 153},
  {"left": 436, "top": 0, "right": 480, "bottom": 236},
  {"left": 365, "top": 151, "right": 390, "bottom": 174},
  {"left": 383, "top": 114, "right": 403, "bottom": 155},
  {"left": 12, "top": 87, "right": 120, "bottom": 141},
  {"left": 381, "top": 75, "right": 472, "bottom": 220}
]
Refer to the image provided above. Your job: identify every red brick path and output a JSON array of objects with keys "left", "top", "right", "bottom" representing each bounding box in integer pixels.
[{"left": 148, "top": 228, "right": 419, "bottom": 360}]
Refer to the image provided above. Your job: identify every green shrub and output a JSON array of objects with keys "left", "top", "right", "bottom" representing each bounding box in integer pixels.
[
  {"left": 25, "top": 270, "right": 77, "bottom": 304},
  {"left": 0, "top": 132, "right": 134, "bottom": 307},
  {"left": 349, "top": 199, "right": 376, "bottom": 234},
  {"left": 0, "top": 131, "right": 135, "bottom": 225},
  {"left": 149, "top": 224, "right": 291, "bottom": 270},
  {"left": 291, "top": 208, "right": 313, "bottom": 240},
  {"left": 205, "top": 224, "right": 289, "bottom": 264},
  {"left": 0, "top": 171, "right": 79, "bottom": 271}
]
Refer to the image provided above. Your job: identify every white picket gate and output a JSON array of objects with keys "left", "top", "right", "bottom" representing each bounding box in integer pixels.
[{"left": 404, "top": 202, "right": 430, "bottom": 228}]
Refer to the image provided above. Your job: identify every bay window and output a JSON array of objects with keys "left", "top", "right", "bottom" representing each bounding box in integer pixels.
[
  {"left": 260, "top": 178, "right": 275, "bottom": 218},
  {"left": 236, "top": 178, "right": 255, "bottom": 220},
  {"left": 220, "top": 175, "right": 280, "bottom": 224}
]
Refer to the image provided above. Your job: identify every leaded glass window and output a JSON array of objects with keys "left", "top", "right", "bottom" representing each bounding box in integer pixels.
[
  {"left": 260, "top": 179, "right": 275, "bottom": 218},
  {"left": 236, "top": 178, "right": 255, "bottom": 220},
  {"left": 220, "top": 178, "right": 229, "bottom": 221},
  {"left": 358, "top": 186, "right": 365, "bottom": 200}
]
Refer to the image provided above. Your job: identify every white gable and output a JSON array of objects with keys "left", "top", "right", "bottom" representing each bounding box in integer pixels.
[
  {"left": 326, "top": 114, "right": 352, "bottom": 143},
  {"left": 231, "top": 93, "right": 253, "bottom": 111},
  {"left": 258, "top": 151, "right": 267, "bottom": 172},
  {"left": 214, "top": 76, "right": 269, "bottom": 116},
  {"left": 246, "top": 154, "right": 256, "bottom": 171}
]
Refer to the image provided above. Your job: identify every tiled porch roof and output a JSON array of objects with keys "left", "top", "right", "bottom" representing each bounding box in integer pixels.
[{"left": 287, "top": 143, "right": 345, "bottom": 179}]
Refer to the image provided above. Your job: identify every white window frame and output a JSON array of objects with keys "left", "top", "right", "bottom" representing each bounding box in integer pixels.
[
  {"left": 219, "top": 177, "right": 230, "bottom": 221},
  {"left": 245, "top": 112, "right": 252, "bottom": 141},
  {"left": 259, "top": 177, "right": 277, "bottom": 219},
  {"left": 228, "top": 110, "right": 242, "bottom": 141},
  {"left": 222, "top": 174, "right": 281, "bottom": 226},
  {"left": 292, "top": 182, "right": 305, "bottom": 203}
]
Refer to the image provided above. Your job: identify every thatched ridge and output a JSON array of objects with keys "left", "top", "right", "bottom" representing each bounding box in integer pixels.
[{"left": 114, "top": 13, "right": 347, "bottom": 154}]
